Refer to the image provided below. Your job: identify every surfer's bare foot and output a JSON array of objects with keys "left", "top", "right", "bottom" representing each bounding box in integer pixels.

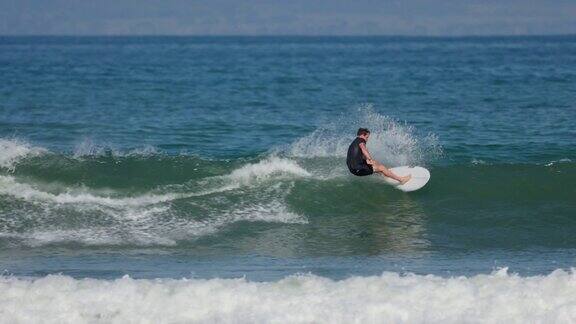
[{"left": 399, "top": 175, "right": 411, "bottom": 185}]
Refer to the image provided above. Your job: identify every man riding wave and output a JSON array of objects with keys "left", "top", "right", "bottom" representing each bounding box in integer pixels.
[{"left": 346, "top": 128, "right": 411, "bottom": 184}]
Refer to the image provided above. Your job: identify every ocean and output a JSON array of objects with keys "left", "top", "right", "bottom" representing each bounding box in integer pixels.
[{"left": 0, "top": 36, "right": 575, "bottom": 322}]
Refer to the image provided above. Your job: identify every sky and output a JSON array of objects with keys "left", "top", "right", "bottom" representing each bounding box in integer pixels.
[{"left": 1, "top": 0, "right": 575, "bottom": 36}]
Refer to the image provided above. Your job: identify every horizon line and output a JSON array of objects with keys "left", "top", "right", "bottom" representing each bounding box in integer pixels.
[{"left": 1, "top": 33, "right": 575, "bottom": 38}]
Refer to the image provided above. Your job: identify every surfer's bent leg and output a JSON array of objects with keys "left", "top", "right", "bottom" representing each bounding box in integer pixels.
[{"left": 371, "top": 161, "right": 411, "bottom": 184}]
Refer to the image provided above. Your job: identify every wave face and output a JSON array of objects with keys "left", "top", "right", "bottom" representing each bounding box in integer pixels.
[
  {"left": 0, "top": 107, "right": 443, "bottom": 249},
  {"left": 2, "top": 269, "right": 576, "bottom": 323},
  {"left": 0, "top": 132, "right": 574, "bottom": 255}
]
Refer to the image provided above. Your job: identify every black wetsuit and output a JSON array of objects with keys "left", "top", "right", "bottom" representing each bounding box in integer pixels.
[{"left": 346, "top": 137, "right": 374, "bottom": 176}]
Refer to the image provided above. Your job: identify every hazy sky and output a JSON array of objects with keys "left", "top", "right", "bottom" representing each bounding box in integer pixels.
[{"left": 1, "top": 0, "right": 575, "bottom": 36}]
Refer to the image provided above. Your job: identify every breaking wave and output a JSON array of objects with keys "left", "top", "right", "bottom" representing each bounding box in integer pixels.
[
  {"left": 2, "top": 269, "right": 576, "bottom": 323},
  {"left": 0, "top": 141, "right": 311, "bottom": 247}
]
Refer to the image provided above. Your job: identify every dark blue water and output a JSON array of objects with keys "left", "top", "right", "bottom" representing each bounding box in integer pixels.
[{"left": 0, "top": 36, "right": 575, "bottom": 280}]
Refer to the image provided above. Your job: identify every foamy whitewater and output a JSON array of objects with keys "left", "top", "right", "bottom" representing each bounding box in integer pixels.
[
  {"left": 0, "top": 133, "right": 317, "bottom": 246},
  {"left": 2, "top": 269, "right": 576, "bottom": 323}
]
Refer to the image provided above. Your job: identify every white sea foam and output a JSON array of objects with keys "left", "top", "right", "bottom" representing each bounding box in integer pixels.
[
  {"left": 288, "top": 104, "right": 442, "bottom": 167},
  {"left": 0, "top": 138, "right": 46, "bottom": 171},
  {"left": 0, "top": 175, "right": 178, "bottom": 207},
  {"left": 0, "top": 145, "right": 309, "bottom": 246},
  {"left": 0, "top": 195, "right": 305, "bottom": 247},
  {"left": 0, "top": 156, "right": 307, "bottom": 246},
  {"left": 0, "top": 155, "right": 309, "bottom": 209},
  {"left": 228, "top": 156, "right": 311, "bottom": 184},
  {"left": 1, "top": 269, "right": 576, "bottom": 323},
  {"left": 227, "top": 198, "right": 307, "bottom": 224},
  {"left": 0, "top": 226, "right": 177, "bottom": 247}
]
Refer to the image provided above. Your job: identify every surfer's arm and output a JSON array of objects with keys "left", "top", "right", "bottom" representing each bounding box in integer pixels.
[{"left": 358, "top": 143, "right": 374, "bottom": 164}]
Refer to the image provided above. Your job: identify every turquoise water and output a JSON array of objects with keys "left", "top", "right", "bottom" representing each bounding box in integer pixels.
[{"left": 0, "top": 36, "right": 575, "bottom": 280}]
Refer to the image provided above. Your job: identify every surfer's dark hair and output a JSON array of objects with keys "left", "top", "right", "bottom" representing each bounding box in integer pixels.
[{"left": 357, "top": 128, "right": 370, "bottom": 136}]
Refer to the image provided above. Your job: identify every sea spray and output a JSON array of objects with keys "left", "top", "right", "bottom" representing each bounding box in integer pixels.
[
  {"left": 0, "top": 138, "right": 47, "bottom": 171},
  {"left": 73, "top": 138, "right": 159, "bottom": 159},
  {"left": 287, "top": 104, "right": 442, "bottom": 167}
]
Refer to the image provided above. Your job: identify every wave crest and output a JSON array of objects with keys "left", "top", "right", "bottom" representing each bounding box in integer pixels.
[
  {"left": 228, "top": 157, "right": 311, "bottom": 183},
  {"left": 0, "top": 139, "right": 46, "bottom": 171}
]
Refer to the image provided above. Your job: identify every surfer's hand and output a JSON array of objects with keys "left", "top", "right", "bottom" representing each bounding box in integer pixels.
[{"left": 366, "top": 159, "right": 374, "bottom": 165}]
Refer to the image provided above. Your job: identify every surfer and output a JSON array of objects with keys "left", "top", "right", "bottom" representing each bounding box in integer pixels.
[{"left": 347, "top": 128, "right": 411, "bottom": 184}]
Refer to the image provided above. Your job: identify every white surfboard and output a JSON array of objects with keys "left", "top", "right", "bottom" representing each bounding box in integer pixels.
[{"left": 383, "top": 166, "right": 430, "bottom": 192}]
